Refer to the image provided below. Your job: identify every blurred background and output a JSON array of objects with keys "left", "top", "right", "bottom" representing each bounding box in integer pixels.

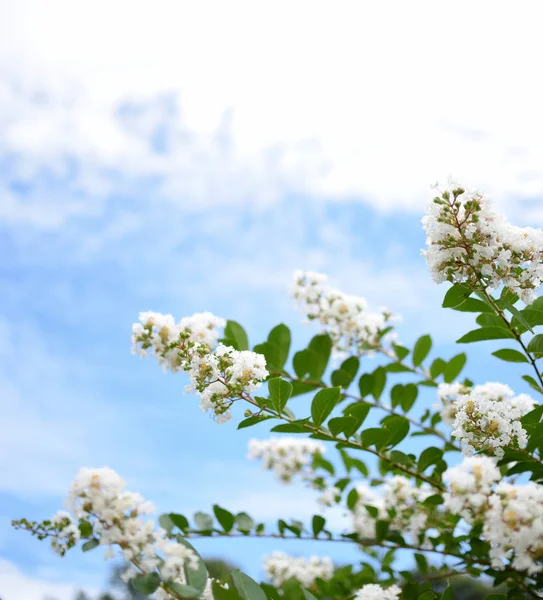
[{"left": 1, "top": 1, "right": 543, "bottom": 598}]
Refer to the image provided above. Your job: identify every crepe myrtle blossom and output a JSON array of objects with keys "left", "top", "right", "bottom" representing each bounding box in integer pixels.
[
  {"left": 132, "top": 311, "right": 226, "bottom": 372},
  {"left": 352, "top": 476, "right": 433, "bottom": 543},
  {"left": 262, "top": 551, "right": 334, "bottom": 587},
  {"left": 435, "top": 381, "right": 532, "bottom": 427},
  {"left": 15, "top": 468, "right": 199, "bottom": 589},
  {"left": 485, "top": 481, "right": 543, "bottom": 575},
  {"left": 290, "top": 270, "right": 399, "bottom": 356},
  {"left": 247, "top": 438, "right": 326, "bottom": 484},
  {"left": 451, "top": 390, "right": 534, "bottom": 458},
  {"left": 444, "top": 456, "right": 543, "bottom": 575},
  {"left": 133, "top": 311, "right": 268, "bottom": 423},
  {"left": 443, "top": 456, "right": 501, "bottom": 521},
  {"left": 354, "top": 583, "right": 402, "bottom": 600},
  {"left": 422, "top": 179, "right": 543, "bottom": 304}
]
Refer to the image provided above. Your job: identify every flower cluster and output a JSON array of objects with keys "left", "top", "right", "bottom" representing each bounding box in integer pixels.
[
  {"left": 132, "top": 311, "right": 225, "bottom": 372},
  {"left": 262, "top": 551, "right": 334, "bottom": 587},
  {"left": 132, "top": 311, "right": 268, "bottom": 423},
  {"left": 443, "top": 456, "right": 501, "bottom": 520},
  {"left": 486, "top": 481, "right": 543, "bottom": 574},
  {"left": 422, "top": 180, "right": 543, "bottom": 304},
  {"left": 445, "top": 456, "right": 543, "bottom": 574},
  {"left": 15, "top": 468, "right": 200, "bottom": 594},
  {"left": 352, "top": 476, "right": 432, "bottom": 542},
  {"left": 290, "top": 270, "right": 398, "bottom": 356},
  {"left": 247, "top": 437, "right": 326, "bottom": 484},
  {"left": 435, "top": 381, "right": 471, "bottom": 424},
  {"left": 436, "top": 381, "right": 532, "bottom": 425},
  {"left": 452, "top": 389, "right": 534, "bottom": 458},
  {"left": 354, "top": 583, "right": 402, "bottom": 600}
]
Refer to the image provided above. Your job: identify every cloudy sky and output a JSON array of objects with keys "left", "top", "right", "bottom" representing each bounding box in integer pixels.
[{"left": 1, "top": 1, "right": 543, "bottom": 598}]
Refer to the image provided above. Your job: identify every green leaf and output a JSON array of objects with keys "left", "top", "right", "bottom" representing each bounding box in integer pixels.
[
  {"left": 390, "top": 383, "right": 418, "bottom": 412},
  {"left": 499, "top": 300, "right": 535, "bottom": 333},
  {"left": 252, "top": 342, "right": 281, "bottom": 372},
  {"left": 491, "top": 349, "right": 529, "bottom": 363},
  {"left": 177, "top": 536, "right": 208, "bottom": 592},
  {"left": 413, "top": 334, "right": 432, "bottom": 366},
  {"left": 418, "top": 447, "right": 444, "bottom": 472},
  {"left": 382, "top": 415, "right": 410, "bottom": 447},
  {"left": 302, "top": 589, "right": 319, "bottom": 600},
  {"left": 423, "top": 494, "right": 444, "bottom": 506},
  {"left": 194, "top": 511, "right": 214, "bottom": 531},
  {"left": 375, "top": 519, "right": 389, "bottom": 540},
  {"left": 132, "top": 573, "right": 161, "bottom": 595},
  {"left": 358, "top": 373, "right": 375, "bottom": 397},
  {"left": 81, "top": 539, "right": 99, "bottom": 552},
  {"left": 224, "top": 321, "right": 249, "bottom": 351},
  {"left": 476, "top": 313, "right": 507, "bottom": 329},
  {"left": 231, "top": 569, "right": 267, "bottom": 600},
  {"left": 512, "top": 308, "right": 543, "bottom": 334},
  {"left": 328, "top": 417, "right": 350, "bottom": 437},
  {"left": 235, "top": 512, "right": 255, "bottom": 533},
  {"left": 307, "top": 335, "right": 332, "bottom": 380},
  {"left": 237, "top": 415, "right": 274, "bottom": 429},
  {"left": 430, "top": 358, "right": 446, "bottom": 379},
  {"left": 457, "top": 327, "right": 515, "bottom": 343},
  {"left": 414, "top": 553, "right": 428, "bottom": 573},
  {"left": 169, "top": 513, "right": 189, "bottom": 532},
  {"left": 293, "top": 350, "right": 311, "bottom": 379},
  {"left": 213, "top": 505, "right": 235, "bottom": 532},
  {"left": 527, "top": 334, "right": 543, "bottom": 353},
  {"left": 78, "top": 520, "right": 93, "bottom": 538},
  {"left": 168, "top": 582, "right": 204, "bottom": 599},
  {"left": 393, "top": 344, "right": 410, "bottom": 360},
  {"left": 271, "top": 422, "right": 307, "bottom": 433},
  {"left": 483, "top": 595, "right": 507, "bottom": 600},
  {"left": 212, "top": 581, "right": 244, "bottom": 600},
  {"left": 418, "top": 592, "right": 437, "bottom": 600},
  {"left": 267, "top": 377, "right": 293, "bottom": 415},
  {"left": 521, "top": 404, "right": 543, "bottom": 426},
  {"left": 453, "top": 297, "right": 494, "bottom": 313},
  {"left": 344, "top": 402, "right": 371, "bottom": 432},
  {"left": 158, "top": 514, "right": 175, "bottom": 533},
  {"left": 442, "top": 284, "right": 472, "bottom": 309},
  {"left": 267, "top": 324, "right": 291, "bottom": 370},
  {"left": 385, "top": 362, "right": 412, "bottom": 373},
  {"left": 361, "top": 427, "right": 389, "bottom": 450},
  {"left": 331, "top": 356, "right": 360, "bottom": 388},
  {"left": 311, "top": 387, "right": 341, "bottom": 426},
  {"left": 443, "top": 352, "right": 467, "bottom": 383},
  {"left": 372, "top": 367, "right": 387, "bottom": 400},
  {"left": 522, "top": 375, "right": 543, "bottom": 394},
  {"left": 312, "top": 515, "right": 326, "bottom": 537}
]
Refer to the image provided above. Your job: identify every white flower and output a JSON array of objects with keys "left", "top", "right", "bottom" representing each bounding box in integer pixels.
[
  {"left": 443, "top": 456, "right": 501, "bottom": 520},
  {"left": 263, "top": 551, "right": 334, "bottom": 587},
  {"left": 248, "top": 438, "right": 325, "bottom": 484},
  {"left": 290, "top": 271, "right": 398, "bottom": 356},
  {"left": 352, "top": 477, "right": 432, "bottom": 543},
  {"left": 131, "top": 311, "right": 225, "bottom": 372},
  {"left": 60, "top": 467, "right": 198, "bottom": 587},
  {"left": 422, "top": 179, "right": 543, "bottom": 304},
  {"left": 452, "top": 390, "right": 533, "bottom": 458},
  {"left": 132, "top": 312, "right": 268, "bottom": 424},
  {"left": 354, "top": 583, "right": 402, "bottom": 600}
]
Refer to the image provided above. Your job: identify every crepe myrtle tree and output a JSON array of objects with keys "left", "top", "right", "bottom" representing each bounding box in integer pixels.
[{"left": 13, "top": 180, "right": 543, "bottom": 600}]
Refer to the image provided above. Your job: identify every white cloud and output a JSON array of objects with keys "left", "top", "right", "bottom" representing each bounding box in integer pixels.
[
  {"left": 0, "top": 559, "right": 98, "bottom": 600},
  {"left": 1, "top": 0, "right": 543, "bottom": 228}
]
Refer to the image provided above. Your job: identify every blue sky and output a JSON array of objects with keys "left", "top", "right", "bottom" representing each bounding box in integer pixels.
[{"left": 2, "top": 1, "right": 543, "bottom": 598}]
